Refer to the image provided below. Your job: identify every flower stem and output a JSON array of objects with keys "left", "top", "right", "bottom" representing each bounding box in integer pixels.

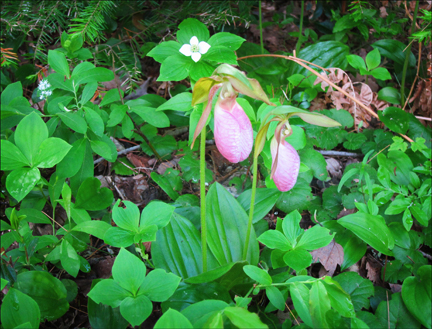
[
  {"left": 259, "top": 0, "right": 264, "bottom": 54},
  {"left": 295, "top": 0, "right": 305, "bottom": 56},
  {"left": 243, "top": 155, "right": 258, "bottom": 261},
  {"left": 401, "top": 0, "right": 419, "bottom": 105},
  {"left": 200, "top": 127, "right": 208, "bottom": 272}
]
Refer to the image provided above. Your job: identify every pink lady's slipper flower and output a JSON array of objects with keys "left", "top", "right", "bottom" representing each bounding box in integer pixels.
[
  {"left": 213, "top": 85, "right": 253, "bottom": 163},
  {"left": 270, "top": 136, "right": 300, "bottom": 192},
  {"left": 191, "top": 64, "right": 274, "bottom": 163}
]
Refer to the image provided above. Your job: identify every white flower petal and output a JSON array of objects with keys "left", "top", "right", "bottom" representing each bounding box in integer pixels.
[
  {"left": 190, "top": 36, "right": 199, "bottom": 46},
  {"left": 191, "top": 52, "right": 201, "bottom": 62},
  {"left": 179, "top": 44, "right": 192, "bottom": 56},
  {"left": 198, "top": 41, "right": 211, "bottom": 54}
]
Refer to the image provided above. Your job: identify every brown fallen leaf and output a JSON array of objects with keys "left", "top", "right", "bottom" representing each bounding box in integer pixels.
[
  {"left": 311, "top": 239, "right": 344, "bottom": 276},
  {"left": 365, "top": 255, "right": 382, "bottom": 284}
]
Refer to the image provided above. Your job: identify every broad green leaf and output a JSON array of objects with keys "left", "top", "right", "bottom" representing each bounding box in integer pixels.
[
  {"left": 85, "top": 107, "right": 105, "bottom": 136},
  {"left": 276, "top": 178, "right": 312, "bottom": 214},
  {"left": 15, "top": 271, "right": 68, "bottom": 321},
  {"left": 104, "top": 227, "right": 135, "bottom": 247},
  {"left": 309, "top": 281, "right": 331, "bottom": 329},
  {"left": 290, "top": 282, "right": 313, "bottom": 327},
  {"left": 6, "top": 167, "right": 41, "bottom": 202},
  {"left": 181, "top": 300, "right": 228, "bottom": 327},
  {"left": 73, "top": 67, "right": 115, "bottom": 85},
  {"left": 378, "top": 107, "right": 409, "bottom": 134},
  {"left": 147, "top": 40, "right": 182, "bottom": 63},
  {"left": 88, "top": 279, "right": 132, "bottom": 308},
  {"left": 1, "top": 288, "right": 40, "bottom": 329},
  {"left": 150, "top": 172, "right": 180, "bottom": 201},
  {"left": 243, "top": 265, "right": 272, "bottom": 285},
  {"left": 203, "top": 45, "right": 237, "bottom": 65},
  {"left": 365, "top": 48, "right": 380, "bottom": 70},
  {"left": 131, "top": 105, "right": 170, "bottom": 128},
  {"left": 48, "top": 50, "right": 70, "bottom": 78},
  {"left": 1, "top": 81, "right": 23, "bottom": 105},
  {"left": 207, "top": 32, "right": 245, "bottom": 51},
  {"left": 283, "top": 247, "right": 312, "bottom": 272},
  {"left": 338, "top": 212, "right": 394, "bottom": 255},
  {"left": 266, "top": 286, "right": 285, "bottom": 311},
  {"left": 299, "top": 148, "right": 328, "bottom": 181},
  {"left": 100, "top": 89, "right": 123, "bottom": 107},
  {"left": 14, "top": 112, "right": 48, "bottom": 166},
  {"left": 370, "top": 67, "right": 391, "bottom": 80},
  {"left": 138, "top": 269, "right": 181, "bottom": 301},
  {"left": 140, "top": 201, "right": 174, "bottom": 229},
  {"left": 154, "top": 308, "right": 193, "bottom": 329},
  {"left": 347, "top": 54, "right": 367, "bottom": 71},
  {"left": 224, "top": 307, "right": 268, "bottom": 328},
  {"left": 377, "top": 87, "right": 401, "bottom": 105},
  {"left": 158, "top": 54, "right": 191, "bottom": 81},
  {"left": 401, "top": 265, "right": 431, "bottom": 328},
  {"left": 56, "top": 138, "right": 87, "bottom": 178},
  {"left": 238, "top": 188, "right": 281, "bottom": 224},
  {"left": 372, "top": 39, "right": 416, "bottom": 67},
  {"left": 258, "top": 230, "right": 292, "bottom": 251},
  {"left": 75, "top": 177, "right": 113, "bottom": 211},
  {"left": 81, "top": 82, "right": 98, "bottom": 105},
  {"left": 57, "top": 111, "right": 87, "bottom": 134},
  {"left": 385, "top": 195, "right": 411, "bottom": 215},
  {"left": 72, "top": 220, "right": 111, "bottom": 240},
  {"left": 376, "top": 292, "right": 421, "bottom": 329},
  {"left": 120, "top": 295, "right": 152, "bottom": 327},
  {"left": 60, "top": 239, "right": 80, "bottom": 277},
  {"left": 33, "top": 137, "right": 72, "bottom": 168},
  {"left": 112, "top": 200, "right": 140, "bottom": 232},
  {"left": 112, "top": 248, "right": 146, "bottom": 295},
  {"left": 322, "top": 276, "right": 355, "bottom": 317},
  {"left": 157, "top": 92, "right": 192, "bottom": 112},
  {"left": 177, "top": 18, "right": 210, "bottom": 44},
  {"left": 282, "top": 210, "right": 302, "bottom": 247},
  {"left": 377, "top": 151, "right": 413, "bottom": 186},
  {"left": 107, "top": 104, "right": 127, "bottom": 127},
  {"left": 296, "top": 225, "right": 334, "bottom": 250},
  {"left": 206, "top": 183, "right": 259, "bottom": 266},
  {"left": 0, "top": 140, "right": 30, "bottom": 170}
]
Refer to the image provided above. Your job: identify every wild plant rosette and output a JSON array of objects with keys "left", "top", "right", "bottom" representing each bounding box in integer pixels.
[{"left": 147, "top": 18, "right": 245, "bottom": 82}]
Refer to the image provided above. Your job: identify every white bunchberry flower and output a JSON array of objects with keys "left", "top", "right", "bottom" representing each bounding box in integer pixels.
[{"left": 179, "top": 36, "right": 211, "bottom": 63}]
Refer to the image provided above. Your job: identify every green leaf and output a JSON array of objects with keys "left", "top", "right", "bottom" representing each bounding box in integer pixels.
[
  {"left": 297, "top": 225, "right": 334, "bottom": 250},
  {"left": 178, "top": 154, "right": 213, "bottom": 184},
  {"left": 104, "top": 227, "right": 135, "bottom": 247},
  {"left": 207, "top": 32, "right": 245, "bottom": 51},
  {"left": 154, "top": 308, "right": 193, "bottom": 329},
  {"left": 57, "top": 111, "right": 87, "bottom": 134},
  {"left": 258, "top": 230, "right": 292, "bottom": 251},
  {"left": 343, "top": 133, "right": 367, "bottom": 150},
  {"left": 1, "top": 288, "right": 40, "bottom": 329},
  {"left": 72, "top": 220, "right": 112, "bottom": 240},
  {"left": 282, "top": 210, "right": 302, "bottom": 246},
  {"left": 290, "top": 282, "right": 313, "bottom": 327},
  {"left": 338, "top": 212, "right": 394, "bottom": 255},
  {"left": 385, "top": 195, "right": 411, "bottom": 215},
  {"left": 131, "top": 105, "right": 170, "bottom": 128},
  {"left": 243, "top": 265, "right": 272, "bottom": 285},
  {"left": 177, "top": 18, "right": 210, "bottom": 44},
  {"left": 150, "top": 172, "right": 180, "bottom": 201},
  {"left": 266, "top": 286, "right": 286, "bottom": 311},
  {"left": 14, "top": 112, "right": 48, "bottom": 166},
  {"left": 48, "top": 50, "right": 70, "bottom": 78},
  {"left": 1, "top": 81, "right": 23, "bottom": 105},
  {"left": 88, "top": 279, "right": 132, "bottom": 308},
  {"left": 276, "top": 178, "right": 312, "bottom": 214},
  {"left": 283, "top": 247, "right": 312, "bottom": 272},
  {"left": 113, "top": 248, "right": 146, "bottom": 295},
  {"left": 56, "top": 138, "right": 87, "bottom": 178},
  {"left": 238, "top": 188, "right": 282, "bottom": 224},
  {"left": 140, "top": 201, "right": 174, "bottom": 230},
  {"left": 73, "top": 67, "right": 114, "bottom": 85},
  {"left": 60, "top": 239, "right": 80, "bottom": 277},
  {"left": 138, "top": 268, "right": 181, "bottom": 301},
  {"left": 401, "top": 265, "right": 431, "bottom": 328},
  {"left": 224, "top": 307, "right": 269, "bottom": 329},
  {"left": 322, "top": 276, "right": 355, "bottom": 318},
  {"left": 410, "top": 206, "right": 429, "bottom": 226},
  {"left": 299, "top": 148, "right": 328, "bottom": 181},
  {"left": 376, "top": 292, "right": 421, "bottom": 329},
  {"left": 85, "top": 107, "right": 105, "bottom": 136},
  {"left": 189, "top": 61, "right": 216, "bottom": 81},
  {"left": 6, "top": 167, "right": 41, "bottom": 202},
  {"left": 203, "top": 46, "right": 237, "bottom": 65},
  {"left": 365, "top": 48, "right": 381, "bottom": 71},
  {"left": 181, "top": 300, "right": 228, "bottom": 327},
  {"left": 15, "top": 271, "right": 68, "bottom": 321},
  {"left": 377, "top": 87, "right": 401, "bottom": 105},
  {"left": 369, "top": 67, "right": 391, "bottom": 80},
  {"left": 107, "top": 105, "right": 127, "bottom": 127},
  {"left": 100, "top": 89, "right": 123, "bottom": 108},
  {"left": 75, "top": 177, "right": 113, "bottom": 211},
  {"left": 81, "top": 81, "right": 98, "bottom": 105},
  {"left": 34, "top": 137, "right": 72, "bottom": 168},
  {"left": 346, "top": 54, "right": 367, "bottom": 71},
  {"left": 309, "top": 281, "right": 331, "bottom": 329},
  {"left": 372, "top": 39, "right": 416, "bottom": 67},
  {"left": 158, "top": 54, "right": 191, "bottom": 82},
  {"left": 147, "top": 41, "right": 181, "bottom": 63},
  {"left": 378, "top": 107, "right": 409, "bottom": 134},
  {"left": 206, "top": 183, "right": 259, "bottom": 266},
  {"left": 157, "top": 92, "right": 192, "bottom": 112},
  {"left": 0, "top": 140, "right": 30, "bottom": 170},
  {"left": 377, "top": 151, "right": 413, "bottom": 186},
  {"left": 112, "top": 200, "right": 140, "bottom": 232}
]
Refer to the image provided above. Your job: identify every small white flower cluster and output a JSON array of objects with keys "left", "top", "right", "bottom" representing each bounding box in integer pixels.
[{"left": 38, "top": 79, "right": 53, "bottom": 100}]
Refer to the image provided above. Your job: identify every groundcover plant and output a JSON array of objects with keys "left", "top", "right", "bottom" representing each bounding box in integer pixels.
[{"left": 1, "top": 1, "right": 431, "bottom": 328}]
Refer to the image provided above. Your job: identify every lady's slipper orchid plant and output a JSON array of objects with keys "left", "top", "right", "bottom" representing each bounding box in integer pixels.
[
  {"left": 191, "top": 64, "right": 274, "bottom": 163},
  {"left": 254, "top": 106, "right": 342, "bottom": 192}
]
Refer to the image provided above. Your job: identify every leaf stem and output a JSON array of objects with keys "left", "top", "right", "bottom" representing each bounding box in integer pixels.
[
  {"left": 243, "top": 155, "right": 258, "bottom": 260},
  {"left": 259, "top": 0, "right": 264, "bottom": 54},
  {"left": 295, "top": 1, "right": 305, "bottom": 56},
  {"left": 401, "top": 0, "right": 419, "bottom": 105},
  {"left": 200, "top": 127, "right": 208, "bottom": 272}
]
